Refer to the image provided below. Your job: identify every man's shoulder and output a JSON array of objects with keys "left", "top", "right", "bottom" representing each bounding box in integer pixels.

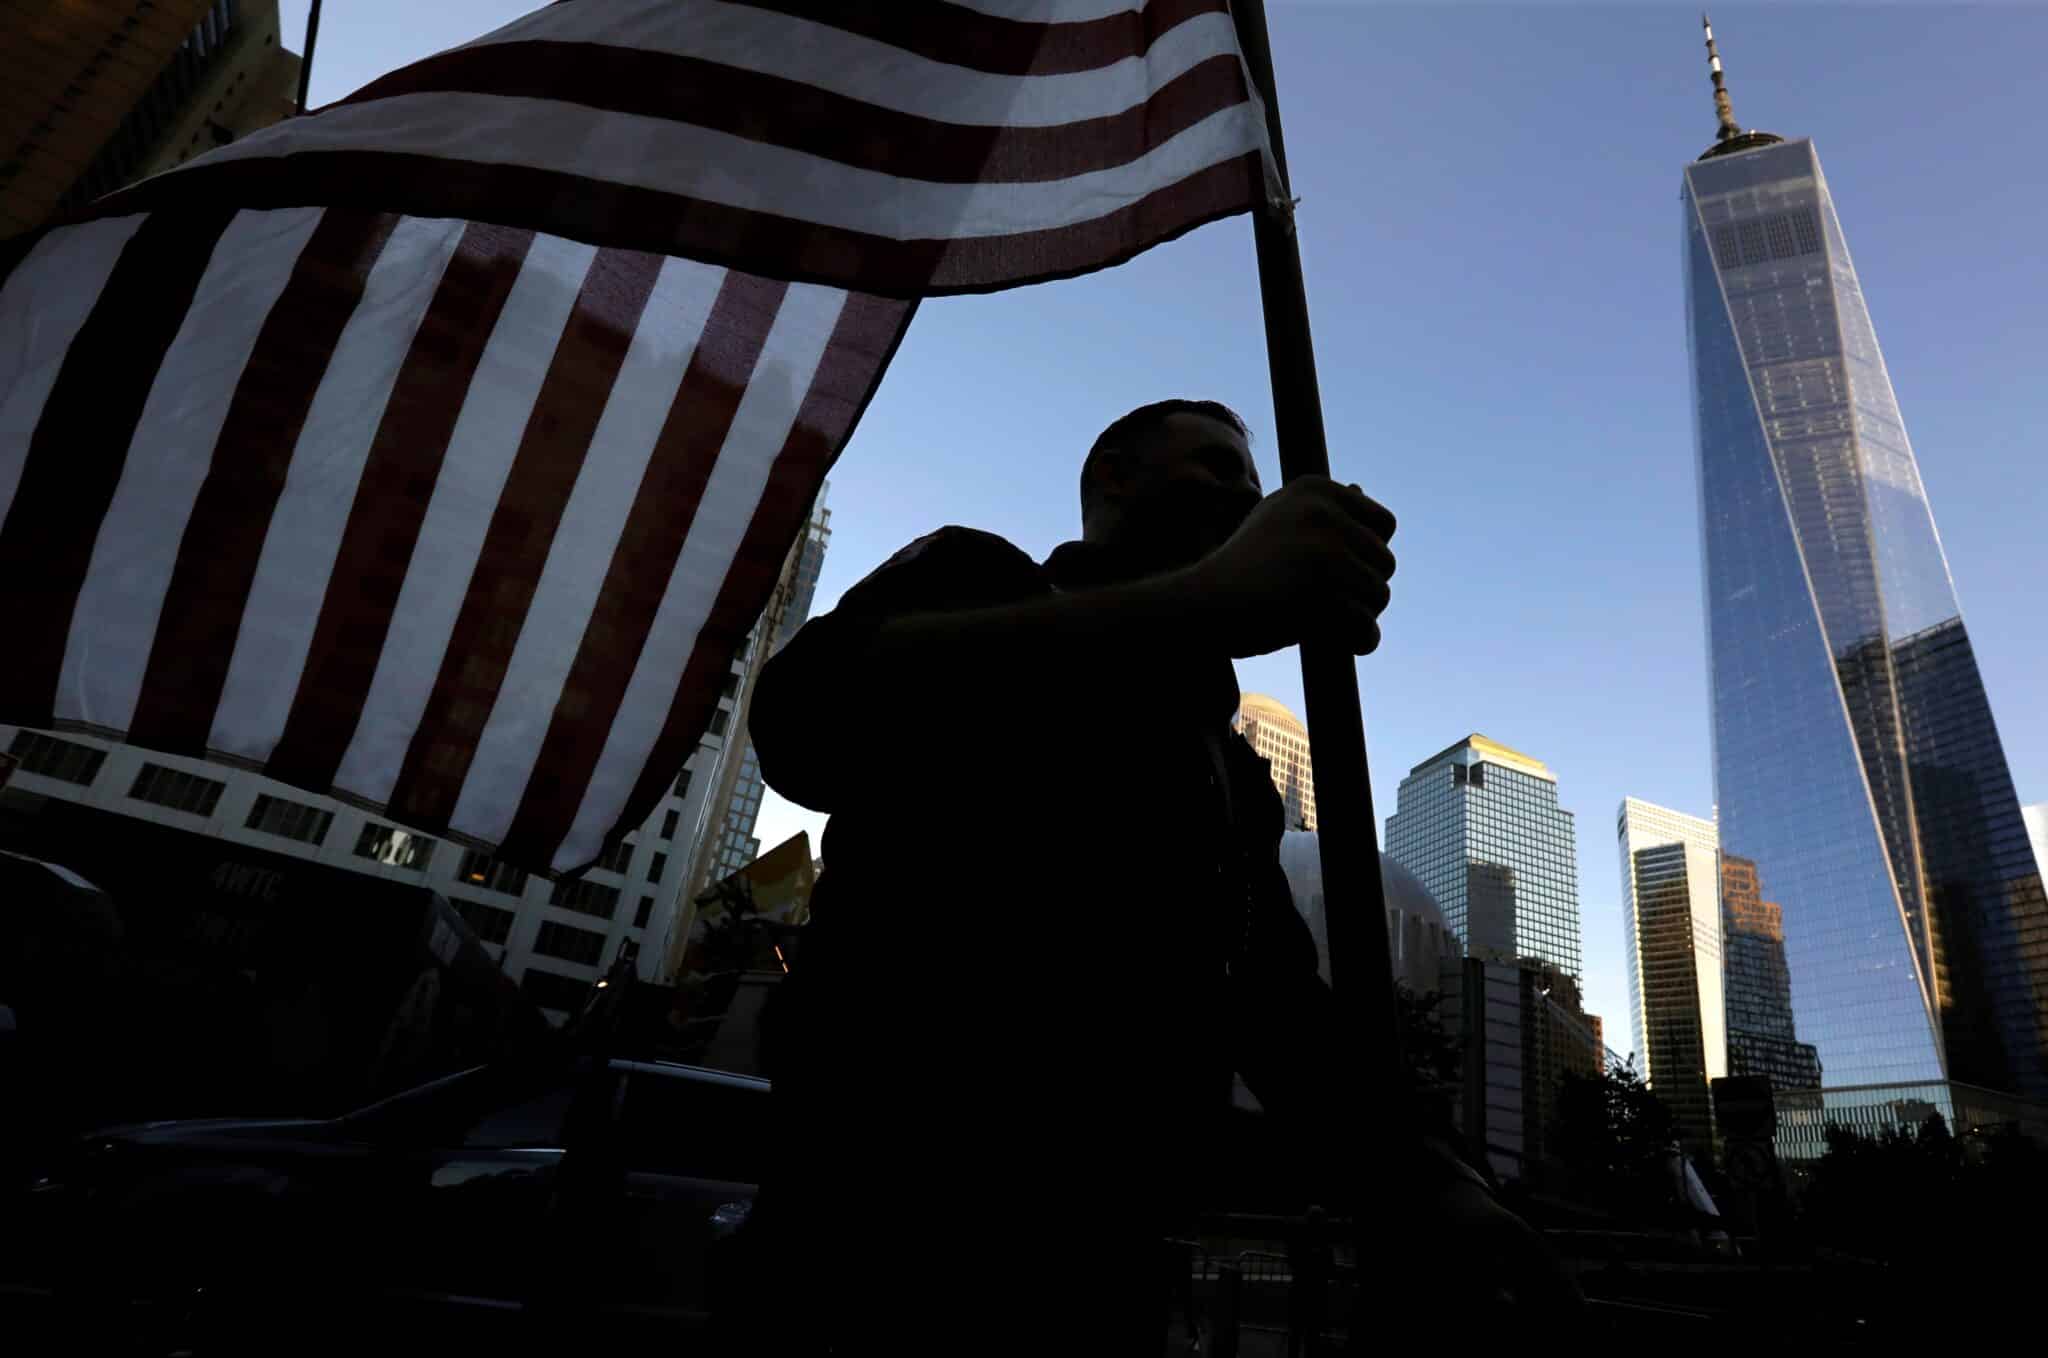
[
  {"left": 877, "top": 526, "right": 1036, "bottom": 572},
  {"left": 841, "top": 526, "right": 1047, "bottom": 614}
]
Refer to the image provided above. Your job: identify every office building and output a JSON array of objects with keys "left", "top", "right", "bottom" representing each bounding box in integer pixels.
[
  {"left": 1683, "top": 19, "right": 2048, "bottom": 1144},
  {"left": 1617, "top": 798, "right": 1725, "bottom": 1155},
  {"left": 2, "top": 652, "right": 748, "bottom": 1022},
  {"left": 1384, "top": 734, "right": 1581, "bottom": 981},
  {"left": 3, "top": 1, "right": 301, "bottom": 237},
  {"left": 1441, "top": 955, "right": 1604, "bottom": 1185},
  {"left": 1235, "top": 694, "right": 1317, "bottom": 831},
  {"left": 700, "top": 489, "right": 833, "bottom": 889}
]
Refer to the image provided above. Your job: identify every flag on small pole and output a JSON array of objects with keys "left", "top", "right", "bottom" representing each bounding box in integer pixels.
[{"left": 0, "top": 1, "right": 1284, "bottom": 876}]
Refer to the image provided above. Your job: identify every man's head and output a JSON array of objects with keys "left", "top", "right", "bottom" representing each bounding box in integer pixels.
[{"left": 1079, "top": 399, "right": 1261, "bottom": 569}]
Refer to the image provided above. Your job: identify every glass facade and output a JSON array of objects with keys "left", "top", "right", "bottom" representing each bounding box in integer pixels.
[
  {"left": 1686, "top": 138, "right": 2048, "bottom": 1108},
  {"left": 1616, "top": 798, "right": 1724, "bottom": 1152},
  {"left": 1385, "top": 735, "right": 1581, "bottom": 981}
]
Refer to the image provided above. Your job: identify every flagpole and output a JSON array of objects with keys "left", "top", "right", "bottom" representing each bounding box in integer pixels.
[
  {"left": 1229, "top": 0, "right": 1405, "bottom": 1124},
  {"left": 295, "top": 0, "right": 325, "bottom": 116}
]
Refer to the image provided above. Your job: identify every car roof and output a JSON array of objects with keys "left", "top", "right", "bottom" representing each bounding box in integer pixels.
[{"left": 609, "top": 1058, "right": 771, "bottom": 1092}]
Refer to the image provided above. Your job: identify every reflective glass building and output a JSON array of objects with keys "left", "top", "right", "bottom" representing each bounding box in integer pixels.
[
  {"left": 1617, "top": 799, "right": 1724, "bottom": 1155},
  {"left": 1683, "top": 27, "right": 2048, "bottom": 1137},
  {"left": 1385, "top": 735, "right": 1581, "bottom": 981}
]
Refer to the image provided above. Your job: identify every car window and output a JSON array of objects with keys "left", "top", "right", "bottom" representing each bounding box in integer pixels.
[
  {"left": 458, "top": 1082, "right": 578, "bottom": 1149},
  {"left": 620, "top": 1071, "right": 768, "bottom": 1183}
]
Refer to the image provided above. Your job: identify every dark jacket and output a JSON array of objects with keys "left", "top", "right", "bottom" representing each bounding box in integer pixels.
[{"left": 746, "top": 527, "right": 1342, "bottom": 1341}]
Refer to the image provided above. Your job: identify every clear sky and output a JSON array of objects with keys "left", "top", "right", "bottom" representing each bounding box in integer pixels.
[{"left": 284, "top": 2, "right": 2048, "bottom": 1051}]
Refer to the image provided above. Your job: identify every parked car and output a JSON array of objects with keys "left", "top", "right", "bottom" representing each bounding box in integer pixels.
[{"left": 6, "top": 1054, "right": 770, "bottom": 1353}]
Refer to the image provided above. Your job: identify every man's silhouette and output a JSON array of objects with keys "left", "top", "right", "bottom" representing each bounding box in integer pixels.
[{"left": 741, "top": 401, "right": 1563, "bottom": 1351}]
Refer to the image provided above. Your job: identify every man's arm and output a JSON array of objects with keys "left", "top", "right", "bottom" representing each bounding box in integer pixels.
[{"left": 755, "top": 477, "right": 1397, "bottom": 812}]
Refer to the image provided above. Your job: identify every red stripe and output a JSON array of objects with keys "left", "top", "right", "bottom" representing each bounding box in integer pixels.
[
  {"left": 720, "top": 0, "right": 1229, "bottom": 78},
  {"left": 70, "top": 149, "right": 1266, "bottom": 299},
  {"left": 0, "top": 207, "right": 237, "bottom": 726},
  {"left": 336, "top": 44, "right": 1250, "bottom": 185},
  {"left": 495, "top": 272, "right": 790, "bottom": 866},
  {"left": 264, "top": 223, "right": 539, "bottom": 791},
  {"left": 127, "top": 211, "right": 402, "bottom": 753},
  {"left": 604, "top": 291, "right": 915, "bottom": 866},
  {"left": 386, "top": 246, "right": 668, "bottom": 832}
]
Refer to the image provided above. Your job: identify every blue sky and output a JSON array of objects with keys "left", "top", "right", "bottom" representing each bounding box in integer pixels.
[{"left": 286, "top": 3, "right": 2048, "bottom": 1049}]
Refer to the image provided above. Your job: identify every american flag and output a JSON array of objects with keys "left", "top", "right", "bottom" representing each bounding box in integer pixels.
[{"left": 0, "top": 0, "right": 1274, "bottom": 873}]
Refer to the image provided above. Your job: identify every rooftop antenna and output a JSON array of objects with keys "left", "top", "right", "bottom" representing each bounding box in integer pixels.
[{"left": 1703, "top": 14, "right": 1744, "bottom": 144}]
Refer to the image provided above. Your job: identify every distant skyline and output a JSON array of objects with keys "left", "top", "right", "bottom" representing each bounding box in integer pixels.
[{"left": 282, "top": 3, "right": 2048, "bottom": 1041}]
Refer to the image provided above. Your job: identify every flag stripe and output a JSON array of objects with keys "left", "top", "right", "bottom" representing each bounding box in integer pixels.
[
  {"left": 449, "top": 258, "right": 753, "bottom": 847},
  {"left": 332, "top": 234, "right": 602, "bottom": 807},
  {"left": 498, "top": 269, "right": 788, "bottom": 862},
  {"left": 472, "top": 0, "right": 1230, "bottom": 80},
  {"left": 338, "top": 44, "right": 1249, "bottom": 187},
  {"left": 0, "top": 216, "right": 148, "bottom": 529},
  {"left": 125, "top": 211, "right": 402, "bottom": 753},
  {"left": 208, "top": 217, "right": 471, "bottom": 765},
  {"left": 265, "top": 222, "right": 539, "bottom": 791},
  {"left": 67, "top": 148, "right": 1266, "bottom": 299},
  {"left": 388, "top": 247, "right": 668, "bottom": 830},
  {"left": 459, "top": 4, "right": 1239, "bottom": 130},
  {"left": 178, "top": 92, "right": 1262, "bottom": 245},
  {"left": 59, "top": 208, "right": 329, "bottom": 734},
  {"left": 606, "top": 289, "right": 909, "bottom": 862},
  {"left": 0, "top": 207, "right": 235, "bottom": 725},
  {"left": 559, "top": 283, "right": 857, "bottom": 868}
]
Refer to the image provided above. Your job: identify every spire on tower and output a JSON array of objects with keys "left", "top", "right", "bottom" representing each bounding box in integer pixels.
[
  {"left": 1703, "top": 14, "right": 1743, "bottom": 143},
  {"left": 1694, "top": 16, "right": 1783, "bottom": 162}
]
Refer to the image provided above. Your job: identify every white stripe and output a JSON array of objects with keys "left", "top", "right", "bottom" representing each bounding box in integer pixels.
[
  {"left": 555, "top": 283, "right": 848, "bottom": 871},
  {"left": 453, "top": 2, "right": 1240, "bottom": 128},
  {"left": 210, "top": 216, "right": 468, "bottom": 764},
  {"left": 0, "top": 215, "right": 149, "bottom": 524},
  {"left": 333, "top": 233, "right": 601, "bottom": 805},
  {"left": 56, "top": 208, "right": 327, "bottom": 733},
  {"left": 450, "top": 255, "right": 729, "bottom": 844},
  {"left": 189, "top": 93, "right": 1264, "bottom": 244}
]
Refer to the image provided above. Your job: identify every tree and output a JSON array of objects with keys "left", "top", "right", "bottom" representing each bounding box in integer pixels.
[{"left": 1552, "top": 1057, "right": 1683, "bottom": 1216}]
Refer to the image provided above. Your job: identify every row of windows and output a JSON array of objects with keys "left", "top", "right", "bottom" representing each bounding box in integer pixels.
[
  {"left": 246, "top": 794, "right": 334, "bottom": 846},
  {"left": 534, "top": 919, "right": 606, "bottom": 966},
  {"left": 456, "top": 898, "right": 516, "bottom": 945},
  {"left": 458, "top": 848, "right": 530, "bottom": 897},
  {"left": 552, "top": 877, "right": 621, "bottom": 920},
  {"left": 8, "top": 730, "right": 106, "bottom": 786},
  {"left": 131, "top": 763, "right": 225, "bottom": 817}
]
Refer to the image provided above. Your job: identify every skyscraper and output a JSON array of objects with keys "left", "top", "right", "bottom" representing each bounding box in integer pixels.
[
  {"left": 2027, "top": 805, "right": 2048, "bottom": 885},
  {"left": 1683, "top": 19, "right": 2048, "bottom": 1137},
  {"left": 1384, "top": 734, "right": 1581, "bottom": 980},
  {"left": 1234, "top": 693, "right": 1317, "bottom": 831},
  {"left": 1617, "top": 798, "right": 1725, "bottom": 1153}
]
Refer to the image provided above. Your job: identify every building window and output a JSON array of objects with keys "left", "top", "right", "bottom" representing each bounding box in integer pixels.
[
  {"left": 130, "top": 763, "right": 226, "bottom": 817},
  {"left": 355, "top": 822, "right": 436, "bottom": 871},
  {"left": 8, "top": 730, "right": 107, "bottom": 786},
  {"left": 521, "top": 967, "right": 593, "bottom": 1015},
  {"left": 533, "top": 920, "right": 606, "bottom": 966},
  {"left": 649, "top": 851, "right": 668, "bottom": 883},
  {"left": 457, "top": 848, "right": 530, "bottom": 897},
  {"left": 245, "top": 794, "right": 334, "bottom": 846},
  {"left": 674, "top": 768, "right": 693, "bottom": 798},
  {"left": 720, "top": 672, "right": 740, "bottom": 699},
  {"left": 455, "top": 897, "right": 515, "bottom": 945},
  {"left": 660, "top": 809, "right": 680, "bottom": 841},
  {"left": 596, "top": 837, "right": 634, "bottom": 874},
  {"left": 550, "top": 876, "right": 621, "bottom": 921},
  {"left": 635, "top": 895, "right": 654, "bottom": 929},
  {"left": 708, "top": 708, "right": 730, "bottom": 737}
]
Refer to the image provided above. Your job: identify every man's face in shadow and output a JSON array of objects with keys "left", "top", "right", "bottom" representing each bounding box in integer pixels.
[{"left": 1090, "top": 412, "right": 1262, "bottom": 573}]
